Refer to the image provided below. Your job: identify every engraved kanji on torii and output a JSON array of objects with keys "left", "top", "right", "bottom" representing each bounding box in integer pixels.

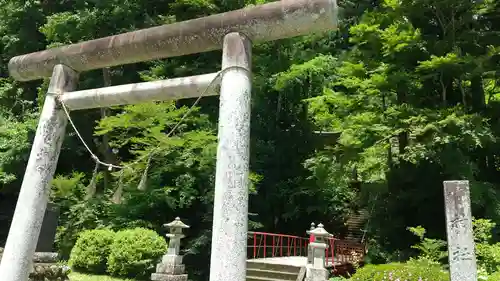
[{"left": 0, "top": 1, "right": 339, "bottom": 281}]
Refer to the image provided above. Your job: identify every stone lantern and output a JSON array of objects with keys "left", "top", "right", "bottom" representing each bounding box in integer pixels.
[
  {"left": 165, "top": 217, "right": 189, "bottom": 256},
  {"left": 308, "top": 222, "right": 316, "bottom": 233},
  {"left": 151, "top": 217, "right": 190, "bottom": 281},
  {"left": 306, "top": 223, "right": 332, "bottom": 281}
]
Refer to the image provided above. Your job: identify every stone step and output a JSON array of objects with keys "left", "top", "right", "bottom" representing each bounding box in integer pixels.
[
  {"left": 247, "top": 268, "right": 298, "bottom": 281},
  {"left": 151, "top": 273, "right": 188, "bottom": 281},
  {"left": 247, "top": 261, "right": 301, "bottom": 273},
  {"left": 0, "top": 251, "right": 58, "bottom": 264},
  {"left": 33, "top": 252, "right": 59, "bottom": 263},
  {"left": 345, "top": 233, "right": 363, "bottom": 240},
  {"left": 247, "top": 276, "right": 293, "bottom": 281}
]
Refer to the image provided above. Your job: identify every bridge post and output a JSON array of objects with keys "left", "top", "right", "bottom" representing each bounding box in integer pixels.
[
  {"left": 306, "top": 224, "right": 331, "bottom": 281},
  {"left": 306, "top": 222, "right": 316, "bottom": 264}
]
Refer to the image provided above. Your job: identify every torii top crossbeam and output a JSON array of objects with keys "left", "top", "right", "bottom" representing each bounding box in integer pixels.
[{"left": 8, "top": 0, "right": 337, "bottom": 81}]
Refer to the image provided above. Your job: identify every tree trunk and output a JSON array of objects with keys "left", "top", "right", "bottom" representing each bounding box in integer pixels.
[
  {"left": 396, "top": 91, "right": 408, "bottom": 155},
  {"left": 470, "top": 76, "right": 485, "bottom": 112}
]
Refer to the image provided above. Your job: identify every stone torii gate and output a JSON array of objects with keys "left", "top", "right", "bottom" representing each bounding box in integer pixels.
[{"left": 0, "top": 1, "right": 338, "bottom": 280}]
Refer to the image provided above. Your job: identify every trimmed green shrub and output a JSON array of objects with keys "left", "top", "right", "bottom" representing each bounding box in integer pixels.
[
  {"left": 477, "top": 243, "right": 500, "bottom": 273},
  {"left": 107, "top": 227, "right": 167, "bottom": 278},
  {"left": 350, "top": 262, "right": 449, "bottom": 281},
  {"left": 487, "top": 272, "right": 500, "bottom": 281},
  {"left": 69, "top": 229, "right": 115, "bottom": 274}
]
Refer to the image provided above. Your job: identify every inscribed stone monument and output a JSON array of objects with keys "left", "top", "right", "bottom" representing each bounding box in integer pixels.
[
  {"left": 36, "top": 203, "right": 60, "bottom": 252},
  {"left": 443, "top": 180, "right": 477, "bottom": 281}
]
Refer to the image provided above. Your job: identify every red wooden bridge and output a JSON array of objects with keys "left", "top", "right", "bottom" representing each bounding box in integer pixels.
[{"left": 246, "top": 231, "right": 366, "bottom": 279}]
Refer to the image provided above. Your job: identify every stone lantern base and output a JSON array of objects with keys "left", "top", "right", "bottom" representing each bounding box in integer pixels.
[
  {"left": 305, "top": 267, "right": 328, "bottom": 281},
  {"left": 151, "top": 273, "right": 188, "bottom": 281},
  {"left": 151, "top": 255, "right": 188, "bottom": 281}
]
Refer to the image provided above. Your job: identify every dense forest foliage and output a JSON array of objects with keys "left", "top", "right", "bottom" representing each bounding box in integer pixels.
[{"left": 1, "top": 0, "right": 500, "bottom": 279}]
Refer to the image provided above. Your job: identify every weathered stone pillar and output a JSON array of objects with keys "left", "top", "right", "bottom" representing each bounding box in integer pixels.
[
  {"left": 0, "top": 65, "right": 78, "bottom": 281},
  {"left": 306, "top": 224, "right": 331, "bottom": 281},
  {"left": 209, "top": 32, "right": 251, "bottom": 281},
  {"left": 151, "top": 217, "right": 190, "bottom": 281},
  {"left": 443, "top": 181, "right": 477, "bottom": 281}
]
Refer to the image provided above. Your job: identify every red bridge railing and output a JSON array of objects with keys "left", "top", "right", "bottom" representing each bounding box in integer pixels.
[
  {"left": 325, "top": 238, "right": 366, "bottom": 265},
  {"left": 247, "top": 231, "right": 366, "bottom": 266},
  {"left": 247, "top": 231, "right": 309, "bottom": 259}
]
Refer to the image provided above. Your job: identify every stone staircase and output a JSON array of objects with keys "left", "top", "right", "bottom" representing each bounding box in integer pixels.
[
  {"left": 344, "top": 209, "right": 369, "bottom": 243},
  {"left": 247, "top": 260, "right": 305, "bottom": 281}
]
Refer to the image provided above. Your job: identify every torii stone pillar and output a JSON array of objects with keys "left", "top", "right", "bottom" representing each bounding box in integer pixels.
[
  {"left": 209, "top": 32, "right": 251, "bottom": 281},
  {"left": 0, "top": 65, "right": 78, "bottom": 281}
]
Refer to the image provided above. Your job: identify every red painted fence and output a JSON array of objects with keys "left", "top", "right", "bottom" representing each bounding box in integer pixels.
[
  {"left": 247, "top": 231, "right": 366, "bottom": 266},
  {"left": 247, "top": 231, "right": 310, "bottom": 258}
]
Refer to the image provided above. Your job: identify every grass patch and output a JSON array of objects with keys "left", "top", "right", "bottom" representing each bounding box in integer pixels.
[{"left": 69, "top": 272, "right": 136, "bottom": 281}]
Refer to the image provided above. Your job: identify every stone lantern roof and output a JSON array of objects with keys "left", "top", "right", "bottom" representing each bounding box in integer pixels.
[
  {"left": 164, "top": 217, "right": 190, "bottom": 230},
  {"left": 309, "top": 223, "right": 332, "bottom": 238}
]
